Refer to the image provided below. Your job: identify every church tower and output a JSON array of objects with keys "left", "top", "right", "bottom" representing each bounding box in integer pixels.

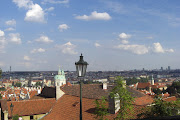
[
  {"left": 151, "top": 75, "right": 154, "bottom": 85},
  {"left": 54, "top": 67, "right": 66, "bottom": 86},
  {"left": 54, "top": 67, "right": 66, "bottom": 100}
]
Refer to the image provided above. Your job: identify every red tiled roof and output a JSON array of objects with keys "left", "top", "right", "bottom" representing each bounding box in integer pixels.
[
  {"left": 29, "top": 91, "right": 38, "bottom": 98},
  {"left": 134, "top": 95, "right": 154, "bottom": 106},
  {"left": 7, "top": 98, "right": 56, "bottom": 117},
  {"left": 43, "top": 94, "right": 148, "bottom": 120},
  {"left": 43, "top": 95, "right": 97, "bottom": 120},
  {"left": 163, "top": 96, "right": 177, "bottom": 102},
  {"left": 137, "top": 83, "right": 151, "bottom": 89}
]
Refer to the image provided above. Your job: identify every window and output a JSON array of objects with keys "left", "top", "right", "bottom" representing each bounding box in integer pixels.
[{"left": 30, "top": 116, "right": 33, "bottom": 120}]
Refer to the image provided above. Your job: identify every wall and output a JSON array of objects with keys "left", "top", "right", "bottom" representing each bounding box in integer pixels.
[
  {"left": 33, "top": 114, "right": 45, "bottom": 119},
  {"left": 4, "top": 111, "right": 8, "bottom": 120},
  {"left": 21, "top": 116, "right": 30, "bottom": 120}
]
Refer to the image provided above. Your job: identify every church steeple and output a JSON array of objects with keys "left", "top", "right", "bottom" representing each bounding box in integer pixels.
[
  {"left": 151, "top": 75, "right": 154, "bottom": 85},
  {"left": 58, "top": 66, "right": 62, "bottom": 75},
  {"left": 54, "top": 66, "right": 66, "bottom": 87},
  {"left": 55, "top": 66, "right": 66, "bottom": 100}
]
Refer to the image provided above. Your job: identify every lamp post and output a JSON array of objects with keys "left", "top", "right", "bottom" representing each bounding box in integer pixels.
[
  {"left": 10, "top": 103, "right": 14, "bottom": 119},
  {"left": 75, "top": 54, "right": 88, "bottom": 120}
]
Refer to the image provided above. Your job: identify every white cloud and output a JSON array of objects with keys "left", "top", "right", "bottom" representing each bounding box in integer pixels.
[
  {"left": 5, "top": 28, "right": 15, "bottom": 31},
  {"left": 95, "top": 43, "right": 101, "bottom": 47},
  {"left": 24, "top": 55, "right": 31, "bottom": 61},
  {"left": 5, "top": 19, "right": 16, "bottom": 26},
  {"left": 35, "top": 35, "right": 53, "bottom": 43},
  {"left": 13, "top": 0, "right": 32, "bottom": 8},
  {"left": 55, "top": 42, "right": 78, "bottom": 55},
  {"left": 31, "top": 48, "right": 46, "bottom": 53},
  {"left": 42, "top": 0, "right": 69, "bottom": 4},
  {"left": 153, "top": 42, "right": 164, "bottom": 53},
  {"left": 114, "top": 44, "right": 149, "bottom": 55},
  {"left": 25, "top": 4, "right": 45, "bottom": 23},
  {"left": 58, "top": 24, "right": 69, "bottom": 32},
  {"left": 13, "top": 0, "right": 46, "bottom": 23},
  {"left": 119, "top": 33, "right": 131, "bottom": 39},
  {"left": 0, "top": 62, "right": 4, "bottom": 67},
  {"left": 45, "top": 7, "right": 54, "bottom": 12},
  {"left": 75, "top": 11, "right": 111, "bottom": 21},
  {"left": 9, "top": 33, "right": 22, "bottom": 44},
  {"left": 0, "top": 36, "right": 6, "bottom": 53},
  {"left": 146, "top": 36, "right": 153, "bottom": 39},
  {"left": 166, "top": 49, "right": 174, "bottom": 53},
  {"left": 0, "top": 30, "right": 6, "bottom": 53},
  {"left": 19, "top": 62, "right": 31, "bottom": 67},
  {"left": 153, "top": 42, "right": 174, "bottom": 53},
  {"left": 0, "top": 30, "right": 5, "bottom": 37},
  {"left": 121, "top": 39, "right": 129, "bottom": 44},
  {"left": 27, "top": 40, "right": 33, "bottom": 44}
]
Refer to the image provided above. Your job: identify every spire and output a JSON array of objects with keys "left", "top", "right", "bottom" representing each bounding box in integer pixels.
[
  {"left": 58, "top": 66, "right": 61, "bottom": 75},
  {"left": 151, "top": 75, "right": 154, "bottom": 85},
  {"left": 152, "top": 75, "right": 154, "bottom": 80}
]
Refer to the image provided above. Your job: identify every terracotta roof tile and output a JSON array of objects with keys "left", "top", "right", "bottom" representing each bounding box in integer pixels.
[
  {"left": 7, "top": 98, "right": 56, "bottom": 117},
  {"left": 137, "top": 83, "right": 151, "bottom": 89},
  {"left": 163, "top": 96, "right": 177, "bottom": 102},
  {"left": 134, "top": 95, "right": 154, "bottom": 106},
  {"left": 43, "top": 95, "right": 96, "bottom": 120},
  {"left": 43, "top": 94, "right": 148, "bottom": 120}
]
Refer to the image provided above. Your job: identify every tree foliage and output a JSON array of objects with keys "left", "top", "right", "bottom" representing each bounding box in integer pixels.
[
  {"left": 153, "top": 88, "right": 161, "bottom": 95},
  {"left": 0, "top": 87, "right": 6, "bottom": 91},
  {"left": 110, "top": 76, "right": 134, "bottom": 119},
  {"left": 14, "top": 82, "right": 22, "bottom": 87},
  {"left": 125, "top": 77, "right": 148, "bottom": 85},
  {"left": 138, "top": 98, "right": 179, "bottom": 118},
  {"left": 166, "top": 81, "right": 180, "bottom": 95},
  {"left": 94, "top": 96, "right": 109, "bottom": 120},
  {"left": 35, "top": 81, "right": 42, "bottom": 87},
  {"left": 12, "top": 114, "right": 19, "bottom": 120}
]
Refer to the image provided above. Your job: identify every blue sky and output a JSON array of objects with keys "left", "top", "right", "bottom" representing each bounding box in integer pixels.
[{"left": 0, "top": 0, "right": 180, "bottom": 71}]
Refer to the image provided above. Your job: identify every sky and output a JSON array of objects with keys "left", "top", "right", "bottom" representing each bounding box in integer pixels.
[{"left": 0, "top": 0, "right": 180, "bottom": 71}]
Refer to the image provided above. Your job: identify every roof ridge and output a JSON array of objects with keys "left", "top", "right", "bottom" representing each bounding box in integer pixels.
[{"left": 7, "top": 98, "right": 55, "bottom": 103}]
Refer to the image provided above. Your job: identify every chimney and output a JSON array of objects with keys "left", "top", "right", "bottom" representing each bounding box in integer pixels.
[
  {"left": 103, "top": 82, "right": 107, "bottom": 90},
  {"left": 108, "top": 93, "right": 120, "bottom": 114},
  {"left": 56, "top": 86, "right": 64, "bottom": 100}
]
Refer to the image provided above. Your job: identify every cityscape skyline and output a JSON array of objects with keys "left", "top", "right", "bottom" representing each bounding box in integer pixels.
[{"left": 0, "top": 0, "right": 180, "bottom": 71}]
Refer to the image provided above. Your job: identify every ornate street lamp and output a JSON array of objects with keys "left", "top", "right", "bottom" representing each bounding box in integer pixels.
[
  {"left": 10, "top": 103, "right": 14, "bottom": 118},
  {"left": 75, "top": 54, "right": 88, "bottom": 120}
]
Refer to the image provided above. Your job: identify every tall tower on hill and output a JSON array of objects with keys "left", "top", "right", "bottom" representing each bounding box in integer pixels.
[
  {"left": 54, "top": 67, "right": 66, "bottom": 86},
  {"left": 151, "top": 75, "right": 154, "bottom": 85},
  {"left": 54, "top": 67, "right": 65, "bottom": 100}
]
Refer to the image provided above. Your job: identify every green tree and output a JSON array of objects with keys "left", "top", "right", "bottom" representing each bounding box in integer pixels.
[
  {"left": 138, "top": 98, "right": 179, "bottom": 118},
  {"left": 153, "top": 88, "right": 161, "bottom": 95},
  {"left": 0, "top": 93, "right": 2, "bottom": 99},
  {"left": 94, "top": 96, "right": 109, "bottom": 120},
  {"left": 35, "top": 81, "right": 42, "bottom": 87},
  {"left": 14, "top": 82, "right": 22, "bottom": 87},
  {"left": 110, "top": 76, "right": 134, "bottom": 119},
  {"left": 12, "top": 114, "right": 19, "bottom": 120},
  {"left": 0, "top": 87, "right": 6, "bottom": 91},
  {"left": 166, "top": 81, "right": 180, "bottom": 95}
]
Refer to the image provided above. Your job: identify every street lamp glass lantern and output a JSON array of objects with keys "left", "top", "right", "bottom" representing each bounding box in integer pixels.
[{"left": 75, "top": 54, "right": 88, "bottom": 77}]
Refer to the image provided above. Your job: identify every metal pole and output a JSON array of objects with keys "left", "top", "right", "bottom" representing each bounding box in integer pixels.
[
  {"left": 11, "top": 109, "right": 13, "bottom": 119},
  {"left": 80, "top": 78, "right": 82, "bottom": 120}
]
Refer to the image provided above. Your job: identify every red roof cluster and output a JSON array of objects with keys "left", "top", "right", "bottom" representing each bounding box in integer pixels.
[{"left": 7, "top": 98, "right": 56, "bottom": 117}]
